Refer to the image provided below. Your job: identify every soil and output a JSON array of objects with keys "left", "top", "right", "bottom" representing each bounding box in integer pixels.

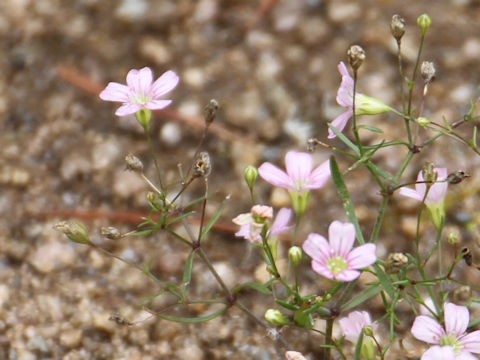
[{"left": 1, "top": 0, "right": 480, "bottom": 359}]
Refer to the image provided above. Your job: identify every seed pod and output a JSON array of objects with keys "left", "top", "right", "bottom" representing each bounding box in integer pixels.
[
  {"left": 193, "top": 152, "right": 211, "bottom": 178},
  {"left": 385, "top": 252, "right": 408, "bottom": 273},
  {"left": 101, "top": 226, "right": 122, "bottom": 240},
  {"left": 421, "top": 61, "right": 436, "bottom": 83},
  {"left": 125, "top": 154, "right": 144, "bottom": 172},
  {"left": 390, "top": 14, "right": 406, "bottom": 41},
  {"left": 447, "top": 170, "right": 470, "bottom": 184},
  {"left": 204, "top": 99, "right": 219, "bottom": 126},
  {"left": 347, "top": 45, "right": 366, "bottom": 71}
]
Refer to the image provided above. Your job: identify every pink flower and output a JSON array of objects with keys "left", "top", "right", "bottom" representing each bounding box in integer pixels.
[
  {"left": 328, "top": 62, "right": 392, "bottom": 139},
  {"left": 285, "top": 351, "right": 307, "bottom": 360},
  {"left": 411, "top": 302, "right": 480, "bottom": 360},
  {"left": 99, "top": 68, "right": 179, "bottom": 116},
  {"left": 302, "top": 221, "right": 376, "bottom": 282},
  {"left": 233, "top": 207, "right": 293, "bottom": 243},
  {"left": 399, "top": 167, "right": 448, "bottom": 228},
  {"left": 339, "top": 311, "right": 377, "bottom": 343},
  {"left": 258, "top": 151, "right": 330, "bottom": 193}
]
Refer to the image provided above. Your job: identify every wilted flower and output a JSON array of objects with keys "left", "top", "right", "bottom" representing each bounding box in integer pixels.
[
  {"left": 411, "top": 302, "right": 480, "bottom": 360},
  {"left": 302, "top": 221, "right": 376, "bottom": 282},
  {"left": 99, "top": 68, "right": 179, "bottom": 117},
  {"left": 258, "top": 151, "right": 330, "bottom": 217},
  {"left": 233, "top": 206, "right": 292, "bottom": 243},
  {"left": 328, "top": 62, "right": 392, "bottom": 139},
  {"left": 399, "top": 167, "right": 448, "bottom": 228}
]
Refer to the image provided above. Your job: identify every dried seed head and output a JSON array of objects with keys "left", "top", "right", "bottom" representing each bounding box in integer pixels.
[
  {"left": 125, "top": 154, "right": 144, "bottom": 172},
  {"left": 385, "top": 252, "right": 408, "bottom": 273},
  {"left": 109, "top": 312, "right": 133, "bottom": 326},
  {"left": 421, "top": 61, "right": 436, "bottom": 83},
  {"left": 307, "top": 138, "right": 318, "bottom": 152},
  {"left": 390, "top": 14, "right": 406, "bottom": 41},
  {"left": 453, "top": 285, "right": 472, "bottom": 302},
  {"left": 462, "top": 247, "right": 472, "bottom": 266},
  {"left": 193, "top": 151, "right": 211, "bottom": 178},
  {"left": 447, "top": 170, "right": 470, "bottom": 184},
  {"left": 204, "top": 99, "right": 219, "bottom": 126},
  {"left": 54, "top": 221, "right": 91, "bottom": 245},
  {"left": 347, "top": 45, "right": 366, "bottom": 71},
  {"left": 100, "top": 226, "right": 122, "bottom": 240}
]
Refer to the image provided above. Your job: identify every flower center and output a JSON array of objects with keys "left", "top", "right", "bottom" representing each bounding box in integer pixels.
[
  {"left": 131, "top": 92, "right": 152, "bottom": 105},
  {"left": 327, "top": 256, "right": 348, "bottom": 274},
  {"left": 439, "top": 334, "right": 462, "bottom": 354}
]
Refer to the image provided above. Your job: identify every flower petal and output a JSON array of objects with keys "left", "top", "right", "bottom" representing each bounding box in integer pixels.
[
  {"left": 328, "top": 221, "right": 355, "bottom": 257},
  {"left": 335, "top": 269, "right": 360, "bottom": 282},
  {"left": 460, "top": 330, "right": 480, "bottom": 354},
  {"left": 421, "top": 346, "right": 455, "bottom": 360},
  {"left": 420, "top": 298, "right": 438, "bottom": 317},
  {"left": 258, "top": 163, "right": 293, "bottom": 189},
  {"left": 339, "top": 311, "right": 372, "bottom": 342},
  {"left": 399, "top": 187, "right": 424, "bottom": 202},
  {"left": 311, "top": 260, "right": 334, "bottom": 279},
  {"left": 270, "top": 208, "right": 293, "bottom": 236},
  {"left": 285, "top": 151, "right": 313, "bottom": 187},
  {"left": 115, "top": 103, "right": 143, "bottom": 117},
  {"left": 411, "top": 315, "right": 444, "bottom": 344},
  {"left": 145, "top": 100, "right": 172, "bottom": 110},
  {"left": 444, "top": 302, "right": 469, "bottom": 337},
  {"left": 302, "top": 233, "right": 330, "bottom": 263},
  {"left": 99, "top": 82, "right": 130, "bottom": 102},
  {"left": 455, "top": 350, "right": 478, "bottom": 360},
  {"left": 336, "top": 62, "right": 354, "bottom": 107},
  {"left": 328, "top": 109, "right": 353, "bottom": 139},
  {"left": 126, "top": 67, "right": 153, "bottom": 95},
  {"left": 306, "top": 159, "right": 330, "bottom": 190},
  {"left": 347, "top": 243, "right": 377, "bottom": 269},
  {"left": 151, "top": 70, "right": 180, "bottom": 98},
  {"left": 426, "top": 168, "right": 448, "bottom": 205}
]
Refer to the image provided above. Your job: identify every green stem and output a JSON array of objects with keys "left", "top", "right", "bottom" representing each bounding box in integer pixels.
[
  {"left": 325, "top": 318, "right": 334, "bottom": 360},
  {"left": 146, "top": 129, "right": 165, "bottom": 192}
]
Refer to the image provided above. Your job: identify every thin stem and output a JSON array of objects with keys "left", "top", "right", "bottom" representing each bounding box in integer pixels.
[
  {"left": 352, "top": 69, "right": 364, "bottom": 155},
  {"left": 325, "top": 318, "right": 334, "bottom": 360},
  {"left": 197, "top": 247, "right": 233, "bottom": 301},
  {"left": 407, "top": 34, "right": 426, "bottom": 117},
  {"left": 195, "top": 178, "right": 208, "bottom": 247},
  {"left": 146, "top": 129, "right": 165, "bottom": 192}
]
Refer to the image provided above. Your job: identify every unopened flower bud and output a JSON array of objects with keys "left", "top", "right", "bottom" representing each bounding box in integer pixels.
[
  {"left": 447, "top": 170, "right": 470, "bottom": 184},
  {"left": 417, "top": 14, "right": 432, "bottom": 36},
  {"left": 421, "top": 61, "right": 436, "bottom": 83},
  {"left": 361, "top": 337, "right": 377, "bottom": 360},
  {"left": 422, "top": 162, "right": 437, "bottom": 184},
  {"left": 447, "top": 231, "right": 460, "bottom": 245},
  {"left": 347, "top": 45, "right": 366, "bottom": 71},
  {"left": 390, "top": 14, "right": 406, "bottom": 41},
  {"left": 54, "top": 221, "right": 90, "bottom": 245},
  {"left": 244, "top": 165, "right": 258, "bottom": 190},
  {"left": 251, "top": 205, "right": 273, "bottom": 221},
  {"left": 146, "top": 191, "right": 156, "bottom": 203},
  {"left": 363, "top": 325, "right": 375, "bottom": 338},
  {"left": 453, "top": 285, "right": 472, "bottom": 302},
  {"left": 125, "top": 154, "right": 144, "bottom": 172},
  {"left": 385, "top": 252, "right": 409, "bottom": 273},
  {"left": 288, "top": 246, "right": 302, "bottom": 267},
  {"left": 100, "top": 226, "right": 121, "bottom": 240},
  {"left": 265, "top": 309, "right": 289, "bottom": 326},
  {"left": 285, "top": 351, "right": 307, "bottom": 360},
  {"left": 193, "top": 152, "right": 211, "bottom": 178},
  {"left": 204, "top": 99, "right": 219, "bottom": 126},
  {"left": 416, "top": 117, "right": 431, "bottom": 127}
]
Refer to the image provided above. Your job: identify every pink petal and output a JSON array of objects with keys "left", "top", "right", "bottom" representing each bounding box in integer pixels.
[
  {"left": 328, "top": 221, "right": 355, "bottom": 257},
  {"left": 347, "top": 243, "right": 377, "bottom": 269},
  {"left": 398, "top": 187, "right": 424, "bottom": 202},
  {"left": 145, "top": 100, "right": 172, "bottom": 110},
  {"left": 455, "top": 351, "right": 478, "bottom": 360},
  {"left": 420, "top": 298, "right": 438, "bottom": 317},
  {"left": 339, "top": 311, "right": 372, "bottom": 342},
  {"left": 311, "top": 260, "right": 334, "bottom": 279},
  {"left": 336, "top": 62, "right": 354, "bottom": 107},
  {"left": 444, "top": 303, "right": 469, "bottom": 337},
  {"left": 337, "top": 61, "right": 350, "bottom": 78},
  {"left": 411, "top": 315, "right": 444, "bottom": 344},
  {"left": 426, "top": 168, "right": 448, "bottom": 205},
  {"left": 306, "top": 159, "right": 330, "bottom": 190},
  {"left": 327, "top": 109, "right": 353, "bottom": 139},
  {"left": 99, "top": 82, "right": 130, "bottom": 102},
  {"left": 270, "top": 208, "right": 293, "bottom": 236},
  {"left": 258, "top": 163, "right": 293, "bottom": 189},
  {"left": 126, "top": 67, "right": 153, "bottom": 95},
  {"left": 151, "top": 70, "right": 180, "bottom": 98},
  {"left": 302, "top": 233, "right": 330, "bottom": 263},
  {"left": 335, "top": 269, "right": 360, "bottom": 282},
  {"left": 421, "top": 346, "right": 455, "bottom": 360},
  {"left": 115, "top": 103, "right": 143, "bottom": 117},
  {"left": 285, "top": 151, "right": 313, "bottom": 187},
  {"left": 460, "top": 331, "right": 480, "bottom": 354}
]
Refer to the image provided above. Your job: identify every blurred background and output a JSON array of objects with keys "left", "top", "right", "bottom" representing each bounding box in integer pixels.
[{"left": 1, "top": 0, "right": 480, "bottom": 359}]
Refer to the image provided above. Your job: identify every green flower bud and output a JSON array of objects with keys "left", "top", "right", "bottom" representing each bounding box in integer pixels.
[
  {"left": 244, "top": 165, "right": 258, "bottom": 190},
  {"left": 265, "top": 309, "right": 289, "bottom": 326},
  {"left": 361, "top": 337, "right": 377, "bottom": 360},
  {"left": 417, "top": 14, "right": 432, "bottom": 36},
  {"left": 355, "top": 94, "right": 393, "bottom": 116},
  {"left": 54, "top": 221, "right": 91, "bottom": 245},
  {"left": 416, "top": 117, "right": 431, "bottom": 127},
  {"left": 447, "top": 231, "right": 460, "bottom": 245},
  {"left": 135, "top": 108, "right": 152, "bottom": 130},
  {"left": 288, "top": 246, "right": 302, "bottom": 267}
]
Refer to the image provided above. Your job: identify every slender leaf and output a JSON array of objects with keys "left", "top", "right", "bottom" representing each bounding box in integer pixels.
[
  {"left": 276, "top": 300, "right": 298, "bottom": 311},
  {"left": 182, "top": 250, "right": 196, "bottom": 286},
  {"left": 328, "top": 125, "right": 360, "bottom": 155},
  {"left": 155, "top": 306, "right": 227, "bottom": 323},
  {"left": 341, "top": 283, "right": 382, "bottom": 311},
  {"left": 367, "top": 162, "right": 395, "bottom": 184},
  {"left": 166, "top": 211, "right": 196, "bottom": 226},
  {"left": 200, "top": 202, "right": 225, "bottom": 240},
  {"left": 374, "top": 263, "right": 396, "bottom": 300},
  {"left": 353, "top": 329, "right": 364, "bottom": 360},
  {"left": 469, "top": 316, "right": 480, "bottom": 328},
  {"left": 233, "top": 281, "right": 273, "bottom": 295},
  {"left": 357, "top": 124, "right": 384, "bottom": 133}
]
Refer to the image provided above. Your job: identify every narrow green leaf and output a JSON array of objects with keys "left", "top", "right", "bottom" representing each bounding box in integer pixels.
[
  {"left": 357, "top": 124, "right": 384, "bottom": 133},
  {"left": 472, "top": 126, "right": 478, "bottom": 149},
  {"left": 353, "top": 329, "right": 364, "bottom": 360},
  {"left": 330, "top": 156, "right": 365, "bottom": 244},
  {"left": 328, "top": 125, "right": 360, "bottom": 155},
  {"left": 155, "top": 306, "right": 227, "bottom": 323},
  {"left": 166, "top": 211, "right": 196, "bottom": 226},
  {"left": 200, "top": 202, "right": 225, "bottom": 240},
  {"left": 182, "top": 250, "right": 195, "bottom": 286},
  {"left": 143, "top": 257, "right": 154, "bottom": 274},
  {"left": 276, "top": 300, "right": 298, "bottom": 311},
  {"left": 133, "top": 229, "right": 155, "bottom": 237},
  {"left": 469, "top": 315, "right": 480, "bottom": 328},
  {"left": 367, "top": 162, "right": 395, "bottom": 183},
  {"left": 341, "top": 284, "right": 382, "bottom": 311},
  {"left": 374, "top": 263, "right": 396, "bottom": 300},
  {"left": 233, "top": 281, "right": 273, "bottom": 295}
]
